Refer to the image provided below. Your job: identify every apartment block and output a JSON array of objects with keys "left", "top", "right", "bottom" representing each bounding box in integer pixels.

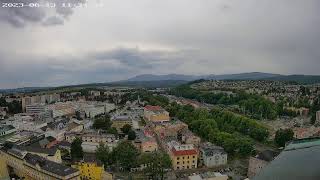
[
  {"left": 144, "top": 105, "right": 170, "bottom": 123},
  {"left": 167, "top": 141, "right": 198, "bottom": 170}
]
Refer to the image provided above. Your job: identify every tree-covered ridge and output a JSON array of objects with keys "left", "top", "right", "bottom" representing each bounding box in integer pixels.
[
  {"left": 170, "top": 84, "right": 278, "bottom": 119},
  {"left": 139, "top": 92, "right": 269, "bottom": 156}
]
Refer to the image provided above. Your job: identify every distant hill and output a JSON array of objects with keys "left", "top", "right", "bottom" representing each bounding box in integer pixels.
[
  {"left": 125, "top": 72, "right": 320, "bottom": 84},
  {"left": 265, "top": 75, "right": 320, "bottom": 84},
  {"left": 126, "top": 72, "right": 280, "bottom": 81},
  {"left": 0, "top": 87, "right": 51, "bottom": 94},
  {"left": 212, "top": 72, "right": 281, "bottom": 80},
  {"left": 109, "top": 80, "right": 188, "bottom": 88},
  {"left": 127, "top": 74, "right": 202, "bottom": 81},
  {"left": 2, "top": 72, "right": 320, "bottom": 93}
]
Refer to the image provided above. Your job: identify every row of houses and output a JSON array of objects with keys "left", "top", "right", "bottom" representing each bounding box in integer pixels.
[{"left": 143, "top": 105, "right": 228, "bottom": 170}]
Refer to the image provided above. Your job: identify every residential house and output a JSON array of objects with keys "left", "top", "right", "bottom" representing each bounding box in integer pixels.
[
  {"left": 199, "top": 142, "right": 227, "bottom": 168},
  {"left": 144, "top": 105, "right": 170, "bottom": 123},
  {"left": 178, "top": 129, "right": 201, "bottom": 147},
  {"left": 65, "top": 131, "right": 118, "bottom": 152},
  {"left": 134, "top": 129, "right": 158, "bottom": 152},
  {"left": 154, "top": 120, "right": 188, "bottom": 140},
  {"left": 111, "top": 115, "right": 133, "bottom": 131},
  {"left": 167, "top": 141, "right": 198, "bottom": 170}
]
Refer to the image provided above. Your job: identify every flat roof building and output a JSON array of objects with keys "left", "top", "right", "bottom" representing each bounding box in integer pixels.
[{"left": 253, "top": 138, "right": 320, "bottom": 180}]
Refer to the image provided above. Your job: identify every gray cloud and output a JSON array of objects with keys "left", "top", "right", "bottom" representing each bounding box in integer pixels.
[
  {"left": 0, "top": 0, "right": 84, "bottom": 27},
  {"left": 0, "top": 47, "right": 188, "bottom": 88},
  {"left": 42, "top": 16, "right": 64, "bottom": 26},
  {"left": 0, "top": 0, "right": 320, "bottom": 88}
]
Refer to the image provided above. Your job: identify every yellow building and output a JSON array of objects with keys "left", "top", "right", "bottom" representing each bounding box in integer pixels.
[
  {"left": 111, "top": 115, "right": 133, "bottom": 131},
  {"left": 167, "top": 141, "right": 198, "bottom": 170},
  {"left": 144, "top": 105, "right": 170, "bottom": 123},
  {"left": 0, "top": 147, "right": 80, "bottom": 180},
  {"left": 72, "top": 155, "right": 108, "bottom": 180}
]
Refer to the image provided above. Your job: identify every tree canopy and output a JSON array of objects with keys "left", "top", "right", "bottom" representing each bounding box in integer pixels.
[
  {"left": 71, "top": 137, "right": 83, "bottom": 160},
  {"left": 275, "top": 129, "right": 294, "bottom": 147},
  {"left": 96, "top": 142, "right": 110, "bottom": 167},
  {"left": 112, "top": 141, "right": 139, "bottom": 170},
  {"left": 138, "top": 152, "right": 172, "bottom": 180},
  {"left": 93, "top": 115, "right": 112, "bottom": 130}
]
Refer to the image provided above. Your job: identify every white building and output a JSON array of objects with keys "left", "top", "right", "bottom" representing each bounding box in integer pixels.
[
  {"left": 21, "top": 94, "right": 60, "bottom": 112},
  {"left": 90, "top": 90, "right": 101, "bottom": 97},
  {"left": 6, "top": 114, "right": 48, "bottom": 132},
  {"left": 26, "top": 104, "right": 46, "bottom": 114},
  {"left": 47, "top": 102, "right": 76, "bottom": 118},
  {"left": 65, "top": 131, "right": 118, "bottom": 152},
  {"left": 80, "top": 102, "right": 115, "bottom": 118},
  {"left": 199, "top": 143, "right": 227, "bottom": 168}
]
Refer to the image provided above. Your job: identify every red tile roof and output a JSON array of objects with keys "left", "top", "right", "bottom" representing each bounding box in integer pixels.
[
  {"left": 171, "top": 148, "right": 198, "bottom": 156},
  {"left": 144, "top": 105, "right": 163, "bottom": 111}
]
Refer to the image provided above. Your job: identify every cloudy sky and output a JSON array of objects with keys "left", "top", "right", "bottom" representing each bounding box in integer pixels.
[{"left": 0, "top": 0, "right": 320, "bottom": 88}]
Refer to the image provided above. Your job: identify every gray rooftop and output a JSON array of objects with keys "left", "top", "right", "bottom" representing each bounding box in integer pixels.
[
  {"left": 13, "top": 145, "right": 58, "bottom": 156},
  {"left": 200, "top": 142, "right": 226, "bottom": 156},
  {"left": 24, "top": 153, "right": 78, "bottom": 177},
  {"left": 253, "top": 138, "right": 320, "bottom": 180}
]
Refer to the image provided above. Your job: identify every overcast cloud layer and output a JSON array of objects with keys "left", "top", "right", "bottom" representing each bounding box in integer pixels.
[{"left": 0, "top": 0, "right": 320, "bottom": 88}]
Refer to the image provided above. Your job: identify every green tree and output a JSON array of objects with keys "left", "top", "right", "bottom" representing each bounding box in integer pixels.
[
  {"left": 7, "top": 100, "right": 22, "bottom": 114},
  {"left": 71, "top": 137, "right": 83, "bottom": 160},
  {"left": 121, "top": 124, "right": 132, "bottom": 134},
  {"left": 93, "top": 115, "right": 111, "bottom": 130},
  {"left": 96, "top": 142, "right": 110, "bottom": 167},
  {"left": 113, "top": 141, "right": 139, "bottom": 171},
  {"left": 139, "top": 152, "right": 172, "bottom": 180},
  {"left": 275, "top": 129, "right": 294, "bottom": 147},
  {"left": 0, "top": 97, "right": 7, "bottom": 107},
  {"left": 107, "top": 127, "right": 118, "bottom": 136},
  {"left": 128, "top": 130, "right": 136, "bottom": 140}
]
